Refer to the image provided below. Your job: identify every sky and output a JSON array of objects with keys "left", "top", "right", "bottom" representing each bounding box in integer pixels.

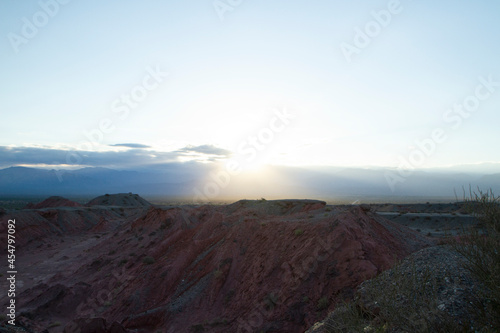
[{"left": 1, "top": 0, "right": 500, "bottom": 174}]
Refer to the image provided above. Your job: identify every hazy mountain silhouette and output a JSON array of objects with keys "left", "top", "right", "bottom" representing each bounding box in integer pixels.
[{"left": 1, "top": 165, "right": 498, "bottom": 200}]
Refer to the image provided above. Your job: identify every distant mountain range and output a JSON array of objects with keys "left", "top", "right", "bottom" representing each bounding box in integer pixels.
[
  {"left": 0, "top": 166, "right": 499, "bottom": 202},
  {"left": 0, "top": 166, "right": 197, "bottom": 197}
]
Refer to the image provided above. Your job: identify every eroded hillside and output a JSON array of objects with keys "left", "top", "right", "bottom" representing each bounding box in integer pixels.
[{"left": 0, "top": 196, "right": 433, "bottom": 333}]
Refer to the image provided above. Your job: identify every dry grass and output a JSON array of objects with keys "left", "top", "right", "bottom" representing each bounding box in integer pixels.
[
  {"left": 452, "top": 188, "right": 500, "bottom": 329},
  {"left": 322, "top": 259, "right": 462, "bottom": 332}
]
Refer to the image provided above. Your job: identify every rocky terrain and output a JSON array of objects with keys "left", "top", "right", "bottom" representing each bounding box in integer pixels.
[{"left": 0, "top": 195, "right": 463, "bottom": 332}]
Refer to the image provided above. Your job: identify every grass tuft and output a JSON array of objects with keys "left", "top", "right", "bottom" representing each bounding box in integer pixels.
[{"left": 294, "top": 228, "right": 304, "bottom": 236}]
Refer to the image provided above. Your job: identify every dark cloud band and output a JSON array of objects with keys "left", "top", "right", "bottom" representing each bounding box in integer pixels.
[{"left": 0, "top": 145, "right": 229, "bottom": 169}]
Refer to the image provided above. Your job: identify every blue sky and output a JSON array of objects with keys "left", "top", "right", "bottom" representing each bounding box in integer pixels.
[{"left": 1, "top": 0, "right": 500, "bottom": 172}]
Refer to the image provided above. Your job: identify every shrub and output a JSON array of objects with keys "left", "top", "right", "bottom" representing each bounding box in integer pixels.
[
  {"left": 453, "top": 188, "right": 500, "bottom": 328},
  {"left": 264, "top": 293, "right": 278, "bottom": 310},
  {"left": 191, "top": 324, "right": 204, "bottom": 332},
  {"left": 294, "top": 228, "right": 304, "bottom": 236},
  {"left": 208, "top": 318, "right": 228, "bottom": 327},
  {"left": 213, "top": 270, "right": 223, "bottom": 279},
  {"left": 317, "top": 296, "right": 329, "bottom": 311},
  {"left": 224, "top": 290, "right": 235, "bottom": 305},
  {"left": 47, "top": 321, "right": 61, "bottom": 328},
  {"left": 142, "top": 256, "right": 155, "bottom": 264}
]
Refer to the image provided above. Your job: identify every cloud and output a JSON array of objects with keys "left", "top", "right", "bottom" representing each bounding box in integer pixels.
[
  {"left": 0, "top": 144, "right": 232, "bottom": 170},
  {"left": 0, "top": 146, "right": 179, "bottom": 169},
  {"left": 177, "top": 144, "right": 232, "bottom": 157},
  {"left": 110, "top": 143, "right": 151, "bottom": 149}
]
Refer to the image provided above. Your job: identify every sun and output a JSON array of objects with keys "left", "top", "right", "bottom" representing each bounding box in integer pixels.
[{"left": 239, "top": 159, "right": 267, "bottom": 173}]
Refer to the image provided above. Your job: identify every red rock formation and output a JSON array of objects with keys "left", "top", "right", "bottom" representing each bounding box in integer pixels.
[{"left": 6, "top": 199, "right": 432, "bottom": 333}]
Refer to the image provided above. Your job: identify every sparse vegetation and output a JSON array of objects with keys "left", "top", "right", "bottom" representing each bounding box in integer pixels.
[
  {"left": 142, "top": 256, "right": 155, "bottom": 264},
  {"left": 47, "top": 321, "right": 61, "bottom": 328},
  {"left": 321, "top": 258, "right": 463, "bottom": 332},
  {"left": 90, "top": 259, "right": 102, "bottom": 267},
  {"left": 213, "top": 269, "right": 223, "bottom": 279},
  {"left": 264, "top": 293, "right": 278, "bottom": 310},
  {"left": 316, "top": 192, "right": 500, "bottom": 333},
  {"left": 159, "top": 221, "right": 171, "bottom": 230},
  {"left": 317, "top": 296, "right": 329, "bottom": 311},
  {"left": 224, "top": 289, "right": 235, "bottom": 305},
  {"left": 208, "top": 318, "right": 228, "bottom": 327},
  {"left": 191, "top": 324, "right": 205, "bottom": 332},
  {"left": 318, "top": 301, "right": 371, "bottom": 332},
  {"left": 452, "top": 188, "right": 500, "bottom": 328},
  {"left": 294, "top": 228, "right": 304, "bottom": 236}
]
